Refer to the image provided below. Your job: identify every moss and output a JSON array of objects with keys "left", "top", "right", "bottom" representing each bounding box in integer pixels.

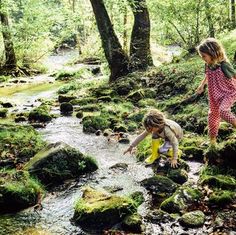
[
  {"left": 79, "top": 103, "right": 100, "bottom": 112},
  {"left": 28, "top": 104, "right": 52, "bottom": 122},
  {"left": 82, "top": 114, "right": 111, "bottom": 133},
  {"left": 208, "top": 190, "right": 235, "bottom": 206},
  {"left": 179, "top": 210, "right": 205, "bottom": 227},
  {"left": 70, "top": 97, "right": 97, "bottom": 106},
  {"left": 58, "top": 82, "right": 79, "bottom": 94},
  {"left": 25, "top": 142, "right": 98, "bottom": 186},
  {"left": 0, "top": 124, "right": 45, "bottom": 165},
  {"left": 0, "top": 169, "right": 44, "bottom": 213},
  {"left": 200, "top": 174, "right": 236, "bottom": 190},
  {"left": 73, "top": 187, "right": 137, "bottom": 229},
  {"left": 137, "top": 98, "right": 159, "bottom": 108},
  {"left": 0, "top": 108, "right": 8, "bottom": 118},
  {"left": 160, "top": 186, "right": 202, "bottom": 214}
]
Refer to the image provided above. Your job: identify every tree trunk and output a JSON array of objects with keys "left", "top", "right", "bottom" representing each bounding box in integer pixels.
[
  {"left": 90, "top": 0, "right": 129, "bottom": 82},
  {"left": 123, "top": 6, "right": 128, "bottom": 53},
  {"left": 231, "top": 0, "right": 236, "bottom": 28},
  {"left": 0, "top": 4, "right": 17, "bottom": 70},
  {"left": 129, "top": 0, "right": 153, "bottom": 70},
  {"left": 204, "top": 0, "right": 215, "bottom": 37}
]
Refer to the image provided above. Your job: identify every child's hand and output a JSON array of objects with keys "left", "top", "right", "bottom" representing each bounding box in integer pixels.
[
  {"left": 196, "top": 85, "right": 204, "bottom": 94},
  {"left": 123, "top": 145, "right": 133, "bottom": 155},
  {"left": 170, "top": 158, "right": 178, "bottom": 168}
]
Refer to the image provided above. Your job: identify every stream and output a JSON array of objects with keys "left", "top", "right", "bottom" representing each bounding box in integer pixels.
[{"left": 0, "top": 49, "right": 204, "bottom": 235}]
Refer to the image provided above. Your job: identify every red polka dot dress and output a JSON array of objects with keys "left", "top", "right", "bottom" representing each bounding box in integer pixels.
[{"left": 206, "top": 65, "right": 236, "bottom": 138}]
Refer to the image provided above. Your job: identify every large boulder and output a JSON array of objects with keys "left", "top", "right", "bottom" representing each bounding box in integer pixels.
[
  {"left": 24, "top": 142, "right": 98, "bottom": 187},
  {"left": 0, "top": 170, "right": 43, "bottom": 213},
  {"left": 160, "top": 186, "right": 202, "bottom": 214},
  {"left": 73, "top": 187, "right": 138, "bottom": 231},
  {"left": 141, "top": 175, "right": 178, "bottom": 198},
  {"left": 204, "top": 139, "right": 236, "bottom": 169}
]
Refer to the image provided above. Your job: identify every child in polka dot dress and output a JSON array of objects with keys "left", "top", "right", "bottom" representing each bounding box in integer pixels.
[{"left": 196, "top": 38, "right": 236, "bottom": 145}]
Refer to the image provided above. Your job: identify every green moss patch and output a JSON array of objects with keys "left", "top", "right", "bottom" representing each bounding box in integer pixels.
[
  {"left": 0, "top": 169, "right": 44, "bottom": 213},
  {"left": 0, "top": 124, "right": 45, "bottom": 167},
  {"left": 25, "top": 142, "right": 98, "bottom": 187},
  {"left": 73, "top": 187, "right": 137, "bottom": 230}
]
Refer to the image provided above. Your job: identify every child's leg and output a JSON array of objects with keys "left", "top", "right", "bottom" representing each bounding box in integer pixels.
[
  {"left": 145, "top": 138, "right": 161, "bottom": 164},
  {"left": 159, "top": 141, "right": 172, "bottom": 154},
  {"left": 219, "top": 97, "right": 236, "bottom": 128},
  {"left": 208, "top": 108, "right": 220, "bottom": 144}
]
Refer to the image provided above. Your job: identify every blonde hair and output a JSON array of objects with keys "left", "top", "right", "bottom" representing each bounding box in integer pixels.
[
  {"left": 197, "top": 38, "right": 228, "bottom": 64},
  {"left": 143, "top": 109, "right": 165, "bottom": 131}
]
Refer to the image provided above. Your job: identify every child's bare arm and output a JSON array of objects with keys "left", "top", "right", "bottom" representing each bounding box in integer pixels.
[
  {"left": 123, "top": 130, "right": 149, "bottom": 155},
  {"left": 196, "top": 76, "right": 207, "bottom": 94}
]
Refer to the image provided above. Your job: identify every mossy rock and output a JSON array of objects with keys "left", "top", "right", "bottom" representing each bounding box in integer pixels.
[
  {"left": 127, "top": 89, "right": 145, "bottom": 102},
  {"left": 58, "top": 94, "right": 76, "bottom": 103},
  {"left": 0, "top": 170, "right": 44, "bottom": 213},
  {"left": 160, "top": 186, "right": 202, "bottom": 214},
  {"left": 24, "top": 142, "right": 98, "bottom": 187},
  {"left": 179, "top": 210, "right": 205, "bottom": 227},
  {"left": 122, "top": 213, "right": 143, "bottom": 233},
  {"left": 60, "top": 102, "right": 73, "bottom": 115},
  {"left": 127, "top": 121, "right": 138, "bottom": 132},
  {"left": 92, "top": 86, "right": 115, "bottom": 98},
  {"left": 141, "top": 175, "right": 178, "bottom": 197},
  {"left": 0, "top": 124, "right": 45, "bottom": 166},
  {"left": 204, "top": 139, "right": 236, "bottom": 169},
  {"left": 0, "top": 108, "right": 7, "bottom": 118},
  {"left": 127, "top": 110, "right": 146, "bottom": 123},
  {"left": 138, "top": 98, "right": 158, "bottom": 108},
  {"left": 82, "top": 115, "right": 111, "bottom": 133},
  {"left": 78, "top": 103, "right": 100, "bottom": 112},
  {"left": 113, "top": 78, "right": 137, "bottom": 96},
  {"left": 98, "top": 96, "right": 112, "bottom": 102},
  {"left": 208, "top": 190, "right": 235, "bottom": 207},
  {"left": 73, "top": 187, "right": 137, "bottom": 230},
  {"left": 28, "top": 105, "right": 52, "bottom": 123},
  {"left": 113, "top": 124, "right": 127, "bottom": 132},
  {"left": 145, "top": 209, "right": 176, "bottom": 224},
  {"left": 200, "top": 174, "right": 236, "bottom": 190},
  {"left": 167, "top": 168, "right": 188, "bottom": 184},
  {"left": 70, "top": 97, "right": 97, "bottom": 106}
]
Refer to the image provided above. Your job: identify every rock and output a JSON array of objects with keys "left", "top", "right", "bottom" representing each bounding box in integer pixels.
[
  {"left": 73, "top": 187, "right": 138, "bottom": 230},
  {"left": 145, "top": 209, "right": 175, "bottom": 224},
  {"left": 141, "top": 175, "right": 178, "bottom": 197},
  {"left": 122, "top": 213, "right": 143, "bottom": 233},
  {"left": 160, "top": 186, "right": 202, "bottom": 214},
  {"left": 0, "top": 170, "right": 43, "bottom": 213},
  {"left": 167, "top": 168, "right": 188, "bottom": 184},
  {"left": 24, "top": 142, "right": 98, "bottom": 187},
  {"left": 58, "top": 95, "right": 76, "bottom": 103},
  {"left": 179, "top": 210, "right": 205, "bottom": 227},
  {"left": 76, "top": 111, "right": 83, "bottom": 118},
  {"left": 118, "top": 138, "right": 130, "bottom": 144},
  {"left": 60, "top": 102, "right": 73, "bottom": 115}
]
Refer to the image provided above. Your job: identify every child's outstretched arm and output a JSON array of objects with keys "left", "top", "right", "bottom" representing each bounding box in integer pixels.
[
  {"left": 123, "top": 130, "right": 149, "bottom": 155},
  {"left": 196, "top": 75, "right": 207, "bottom": 94}
]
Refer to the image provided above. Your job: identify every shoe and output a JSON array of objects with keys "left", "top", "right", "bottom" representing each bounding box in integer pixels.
[
  {"left": 145, "top": 138, "right": 161, "bottom": 165},
  {"left": 166, "top": 148, "right": 182, "bottom": 159}
]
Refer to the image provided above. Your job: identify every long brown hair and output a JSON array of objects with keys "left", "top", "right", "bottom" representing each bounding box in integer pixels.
[{"left": 197, "top": 38, "right": 228, "bottom": 64}]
